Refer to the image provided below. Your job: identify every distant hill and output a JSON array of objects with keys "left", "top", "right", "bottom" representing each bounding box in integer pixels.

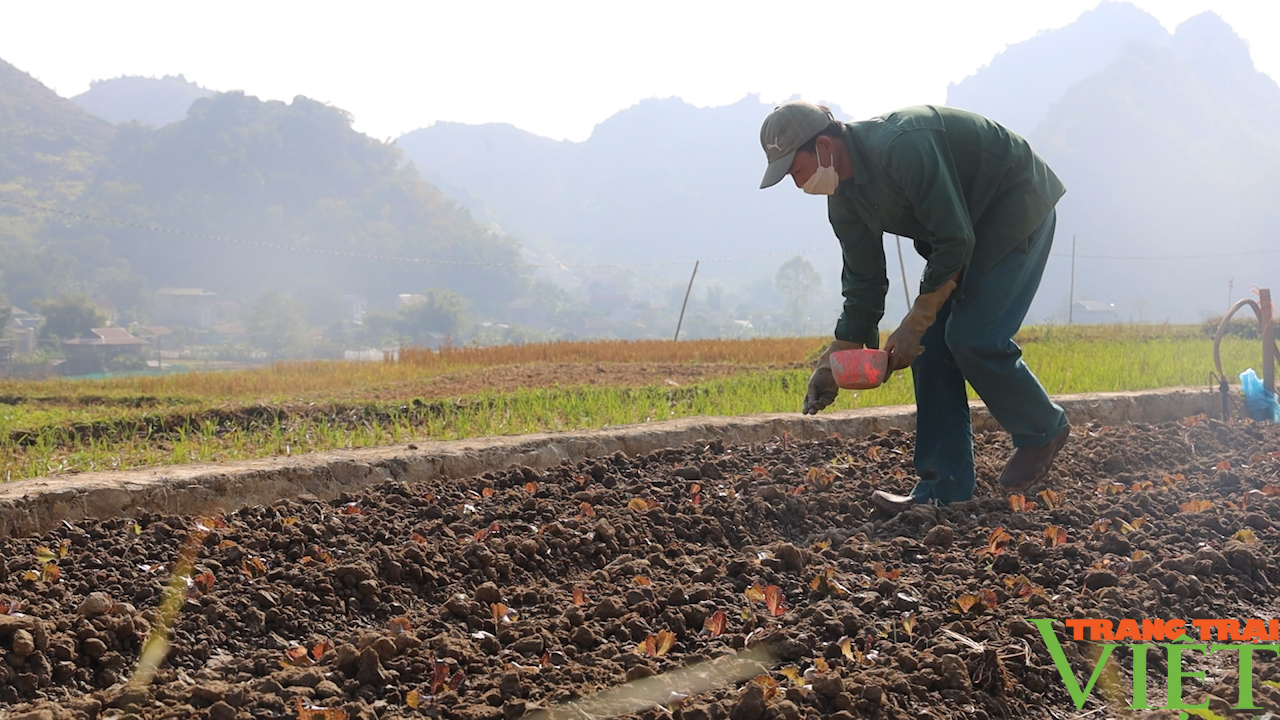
[
  {"left": 1024, "top": 11, "right": 1280, "bottom": 322},
  {"left": 0, "top": 67, "right": 531, "bottom": 317},
  {"left": 0, "top": 58, "right": 115, "bottom": 306},
  {"left": 61, "top": 91, "right": 530, "bottom": 310},
  {"left": 396, "top": 3, "right": 1280, "bottom": 326},
  {"left": 6, "top": 0, "right": 1280, "bottom": 338},
  {"left": 0, "top": 58, "right": 112, "bottom": 199},
  {"left": 72, "top": 74, "right": 214, "bottom": 127},
  {"left": 947, "top": 1, "right": 1168, "bottom": 136},
  {"left": 397, "top": 96, "right": 870, "bottom": 322}
]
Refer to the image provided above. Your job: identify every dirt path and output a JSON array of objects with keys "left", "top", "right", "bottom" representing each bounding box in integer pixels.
[{"left": 1, "top": 417, "right": 1278, "bottom": 719}]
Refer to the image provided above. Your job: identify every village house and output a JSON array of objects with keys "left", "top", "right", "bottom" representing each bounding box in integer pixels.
[
  {"left": 153, "top": 288, "right": 218, "bottom": 329},
  {"left": 62, "top": 327, "right": 149, "bottom": 375}
]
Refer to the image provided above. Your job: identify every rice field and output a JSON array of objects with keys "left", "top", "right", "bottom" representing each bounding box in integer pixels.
[{"left": 0, "top": 327, "right": 1263, "bottom": 482}]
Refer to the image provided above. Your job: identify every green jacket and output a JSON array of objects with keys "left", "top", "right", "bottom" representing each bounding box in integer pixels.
[{"left": 829, "top": 105, "right": 1065, "bottom": 346}]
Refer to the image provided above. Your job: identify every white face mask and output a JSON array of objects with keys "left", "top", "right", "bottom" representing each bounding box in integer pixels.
[{"left": 801, "top": 144, "right": 840, "bottom": 195}]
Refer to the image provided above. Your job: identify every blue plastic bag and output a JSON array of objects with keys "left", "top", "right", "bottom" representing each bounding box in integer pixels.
[{"left": 1240, "top": 368, "right": 1280, "bottom": 422}]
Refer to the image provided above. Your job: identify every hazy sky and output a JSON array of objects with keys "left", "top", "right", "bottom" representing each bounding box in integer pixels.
[{"left": 4, "top": 1, "right": 1276, "bottom": 142}]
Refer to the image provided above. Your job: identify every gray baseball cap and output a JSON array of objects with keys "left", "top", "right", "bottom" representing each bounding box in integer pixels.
[{"left": 759, "top": 101, "right": 837, "bottom": 189}]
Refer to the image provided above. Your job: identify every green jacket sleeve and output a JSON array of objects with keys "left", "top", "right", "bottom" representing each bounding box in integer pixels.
[
  {"left": 885, "top": 128, "right": 974, "bottom": 295},
  {"left": 829, "top": 200, "right": 886, "bottom": 348}
]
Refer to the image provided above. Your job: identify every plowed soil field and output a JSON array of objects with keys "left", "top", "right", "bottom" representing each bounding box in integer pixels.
[{"left": 2, "top": 416, "right": 1279, "bottom": 720}]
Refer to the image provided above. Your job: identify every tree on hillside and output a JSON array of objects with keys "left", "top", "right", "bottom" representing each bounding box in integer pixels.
[
  {"left": 0, "top": 232, "right": 73, "bottom": 308},
  {"left": 33, "top": 295, "right": 107, "bottom": 341},
  {"left": 775, "top": 256, "right": 822, "bottom": 331},
  {"left": 294, "top": 278, "right": 344, "bottom": 326},
  {"left": 244, "top": 291, "right": 310, "bottom": 359},
  {"left": 395, "top": 289, "right": 468, "bottom": 347},
  {"left": 91, "top": 260, "right": 150, "bottom": 324}
]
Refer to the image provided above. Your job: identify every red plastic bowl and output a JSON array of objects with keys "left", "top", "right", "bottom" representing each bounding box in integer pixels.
[{"left": 829, "top": 348, "right": 890, "bottom": 389}]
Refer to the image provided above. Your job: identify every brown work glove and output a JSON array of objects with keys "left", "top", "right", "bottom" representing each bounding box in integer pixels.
[
  {"left": 804, "top": 339, "right": 863, "bottom": 414},
  {"left": 884, "top": 275, "right": 958, "bottom": 372}
]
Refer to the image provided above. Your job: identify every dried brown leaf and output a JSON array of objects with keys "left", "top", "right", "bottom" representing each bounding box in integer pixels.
[
  {"left": 294, "top": 698, "right": 349, "bottom": 720},
  {"left": 764, "top": 585, "right": 786, "bottom": 617},
  {"left": 312, "top": 639, "right": 333, "bottom": 662},
  {"left": 870, "top": 562, "right": 901, "bottom": 580},
  {"left": 951, "top": 593, "right": 983, "bottom": 614},
  {"left": 805, "top": 467, "right": 836, "bottom": 491},
  {"left": 284, "top": 645, "right": 312, "bottom": 666},
  {"left": 779, "top": 666, "right": 806, "bottom": 687},
  {"left": 636, "top": 634, "right": 658, "bottom": 657},
  {"left": 980, "top": 528, "right": 1013, "bottom": 556},
  {"left": 242, "top": 556, "right": 268, "bottom": 578},
  {"left": 703, "top": 610, "right": 727, "bottom": 637},
  {"left": 655, "top": 629, "right": 676, "bottom": 657},
  {"left": 40, "top": 563, "right": 60, "bottom": 584},
  {"left": 193, "top": 570, "right": 215, "bottom": 595},
  {"left": 1044, "top": 525, "right": 1068, "bottom": 547},
  {"left": 837, "top": 636, "right": 854, "bottom": 660},
  {"left": 1037, "top": 489, "right": 1063, "bottom": 509},
  {"left": 752, "top": 674, "right": 781, "bottom": 702},
  {"left": 1235, "top": 528, "right": 1259, "bottom": 543},
  {"left": 431, "top": 660, "right": 450, "bottom": 694}
]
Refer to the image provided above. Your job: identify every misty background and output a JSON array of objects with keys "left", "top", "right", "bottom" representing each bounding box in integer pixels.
[{"left": 1, "top": 1, "right": 1277, "bottom": 368}]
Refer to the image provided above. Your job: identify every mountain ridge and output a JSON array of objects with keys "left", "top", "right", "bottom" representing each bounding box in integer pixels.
[{"left": 72, "top": 74, "right": 215, "bottom": 127}]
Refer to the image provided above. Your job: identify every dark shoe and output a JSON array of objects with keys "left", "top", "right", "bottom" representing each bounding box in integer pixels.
[
  {"left": 998, "top": 425, "right": 1071, "bottom": 492},
  {"left": 871, "top": 490, "right": 917, "bottom": 515}
]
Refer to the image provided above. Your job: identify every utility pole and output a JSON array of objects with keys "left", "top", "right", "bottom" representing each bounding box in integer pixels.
[
  {"left": 894, "top": 235, "right": 911, "bottom": 311},
  {"left": 673, "top": 260, "right": 699, "bottom": 342},
  {"left": 1228, "top": 278, "right": 1234, "bottom": 312},
  {"left": 1068, "top": 235, "right": 1076, "bottom": 325}
]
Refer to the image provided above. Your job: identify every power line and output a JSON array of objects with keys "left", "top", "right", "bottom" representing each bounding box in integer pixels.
[{"left": 0, "top": 196, "right": 826, "bottom": 270}]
